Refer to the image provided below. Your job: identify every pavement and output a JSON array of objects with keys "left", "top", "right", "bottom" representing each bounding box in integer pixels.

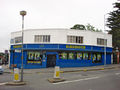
[{"left": 2, "top": 64, "right": 120, "bottom": 74}]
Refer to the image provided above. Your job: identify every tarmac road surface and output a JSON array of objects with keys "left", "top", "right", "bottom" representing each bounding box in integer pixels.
[{"left": 0, "top": 65, "right": 120, "bottom": 90}]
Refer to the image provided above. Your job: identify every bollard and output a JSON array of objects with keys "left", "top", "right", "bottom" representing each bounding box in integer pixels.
[
  {"left": 6, "top": 68, "right": 26, "bottom": 85},
  {"left": 54, "top": 66, "right": 60, "bottom": 79},
  {"left": 14, "top": 68, "right": 20, "bottom": 82},
  {"left": 48, "top": 66, "right": 65, "bottom": 83}
]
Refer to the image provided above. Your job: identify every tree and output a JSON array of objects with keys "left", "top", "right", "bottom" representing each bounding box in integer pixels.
[
  {"left": 85, "top": 24, "right": 102, "bottom": 32},
  {"left": 71, "top": 24, "right": 86, "bottom": 30},
  {"left": 71, "top": 24, "right": 102, "bottom": 32},
  {"left": 86, "top": 23, "right": 95, "bottom": 31},
  {"left": 107, "top": 2, "right": 120, "bottom": 49}
]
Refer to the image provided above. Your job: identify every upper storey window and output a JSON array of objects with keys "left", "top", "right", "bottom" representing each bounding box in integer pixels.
[
  {"left": 10, "top": 39, "right": 14, "bottom": 44},
  {"left": 15, "top": 36, "right": 22, "bottom": 43},
  {"left": 34, "top": 35, "right": 50, "bottom": 43},
  {"left": 67, "top": 36, "right": 83, "bottom": 44},
  {"left": 97, "top": 38, "right": 107, "bottom": 45}
]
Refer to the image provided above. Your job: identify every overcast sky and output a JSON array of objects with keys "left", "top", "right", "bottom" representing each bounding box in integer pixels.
[{"left": 0, "top": 0, "right": 117, "bottom": 52}]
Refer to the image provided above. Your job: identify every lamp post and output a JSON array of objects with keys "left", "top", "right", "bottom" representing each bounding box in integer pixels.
[
  {"left": 20, "top": 10, "right": 27, "bottom": 82},
  {"left": 104, "top": 14, "right": 107, "bottom": 66}
]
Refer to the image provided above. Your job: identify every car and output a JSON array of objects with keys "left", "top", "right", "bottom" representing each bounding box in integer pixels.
[{"left": 0, "top": 66, "right": 4, "bottom": 74}]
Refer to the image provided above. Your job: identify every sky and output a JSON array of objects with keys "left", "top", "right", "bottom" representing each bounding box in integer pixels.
[{"left": 0, "top": 0, "right": 117, "bottom": 52}]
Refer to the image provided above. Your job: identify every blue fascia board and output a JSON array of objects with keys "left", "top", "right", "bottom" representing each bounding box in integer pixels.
[{"left": 10, "top": 44, "right": 112, "bottom": 53}]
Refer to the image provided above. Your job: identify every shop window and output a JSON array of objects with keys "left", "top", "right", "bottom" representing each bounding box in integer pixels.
[
  {"left": 83, "top": 53, "right": 88, "bottom": 60},
  {"left": 92, "top": 53, "right": 102, "bottom": 63},
  {"left": 97, "top": 54, "right": 102, "bottom": 62},
  {"left": 68, "top": 52, "right": 74, "bottom": 60},
  {"left": 77, "top": 52, "right": 83, "bottom": 60},
  {"left": 88, "top": 53, "right": 91, "bottom": 60},
  {"left": 27, "top": 51, "right": 42, "bottom": 64},
  {"left": 59, "top": 52, "right": 91, "bottom": 60},
  {"left": 92, "top": 54, "right": 97, "bottom": 63},
  {"left": 83, "top": 53, "right": 91, "bottom": 60},
  {"left": 59, "top": 52, "right": 67, "bottom": 60},
  {"left": 28, "top": 52, "right": 34, "bottom": 60}
]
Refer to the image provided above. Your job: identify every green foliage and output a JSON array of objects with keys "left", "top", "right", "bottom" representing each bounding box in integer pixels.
[
  {"left": 86, "top": 24, "right": 95, "bottom": 31},
  {"left": 85, "top": 24, "right": 102, "bottom": 32},
  {"left": 71, "top": 24, "right": 86, "bottom": 30},
  {"left": 71, "top": 24, "right": 102, "bottom": 32},
  {"left": 107, "top": 2, "right": 120, "bottom": 49}
]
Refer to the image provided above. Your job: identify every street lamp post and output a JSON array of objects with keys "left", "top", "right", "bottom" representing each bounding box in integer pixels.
[
  {"left": 20, "top": 10, "right": 27, "bottom": 82},
  {"left": 104, "top": 14, "right": 107, "bottom": 66}
]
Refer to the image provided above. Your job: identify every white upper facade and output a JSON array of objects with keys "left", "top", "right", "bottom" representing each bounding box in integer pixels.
[{"left": 10, "top": 29, "right": 112, "bottom": 47}]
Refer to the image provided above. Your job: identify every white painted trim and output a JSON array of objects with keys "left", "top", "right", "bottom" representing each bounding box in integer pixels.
[{"left": 53, "top": 77, "right": 100, "bottom": 84}]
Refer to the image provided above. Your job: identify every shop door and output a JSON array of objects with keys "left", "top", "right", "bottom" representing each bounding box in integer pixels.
[
  {"left": 13, "top": 52, "right": 22, "bottom": 68},
  {"left": 47, "top": 54, "right": 56, "bottom": 67}
]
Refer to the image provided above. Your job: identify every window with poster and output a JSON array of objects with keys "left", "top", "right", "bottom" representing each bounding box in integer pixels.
[
  {"left": 92, "top": 53, "right": 102, "bottom": 63},
  {"left": 68, "top": 52, "right": 74, "bottom": 60},
  {"left": 83, "top": 52, "right": 91, "bottom": 60},
  {"left": 27, "top": 51, "right": 42, "bottom": 64},
  {"left": 77, "top": 52, "right": 83, "bottom": 60},
  {"left": 28, "top": 52, "right": 34, "bottom": 60},
  {"left": 59, "top": 52, "right": 67, "bottom": 60},
  {"left": 92, "top": 53, "right": 97, "bottom": 63},
  {"left": 97, "top": 53, "right": 102, "bottom": 63}
]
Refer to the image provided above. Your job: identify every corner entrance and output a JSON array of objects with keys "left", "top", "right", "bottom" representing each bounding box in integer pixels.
[{"left": 47, "top": 54, "right": 56, "bottom": 67}]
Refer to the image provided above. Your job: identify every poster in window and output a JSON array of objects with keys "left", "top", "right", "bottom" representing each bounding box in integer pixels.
[
  {"left": 27, "top": 51, "right": 42, "bottom": 64},
  {"left": 59, "top": 53, "right": 62, "bottom": 59},
  {"left": 62, "top": 52, "right": 67, "bottom": 59},
  {"left": 92, "top": 54, "right": 96, "bottom": 62},
  {"left": 77, "top": 53, "right": 82, "bottom": 60},
  {"left": 28, "top": 52, "right": 34, "bottom": 60},
  {"left": 83, "top": 53, "right": 88, "bottom": 60},
  {"left": 34, "top": 52, "right": 40, "bottom": 60},
  {"left": 68, "top": 53, "right": 74, "bottom": 59},
  {"left": 97, "top": 54, "right": 101, "bottom": 61}
]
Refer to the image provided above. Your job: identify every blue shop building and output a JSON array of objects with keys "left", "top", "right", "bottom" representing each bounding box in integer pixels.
[{"left": 10, "top": 29, "right": 112, "bottom": 69}]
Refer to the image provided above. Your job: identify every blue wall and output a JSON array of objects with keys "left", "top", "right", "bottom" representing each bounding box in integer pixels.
[{"left": 10, "top": 44, "right": 112, "bottom": 69}]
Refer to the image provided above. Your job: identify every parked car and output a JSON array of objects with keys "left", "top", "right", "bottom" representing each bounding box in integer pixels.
[{"left": 0, "top": 66, "right": 4, "bottom": 74}]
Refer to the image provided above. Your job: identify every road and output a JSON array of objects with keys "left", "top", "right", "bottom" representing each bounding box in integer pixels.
[{"left": 0, "top": 68, "right": 120, "bottom": 90}]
